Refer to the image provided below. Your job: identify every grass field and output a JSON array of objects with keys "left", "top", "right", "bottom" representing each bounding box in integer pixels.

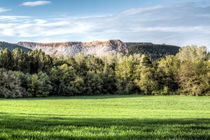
[{"left": 0, "top": 95, "right": 210, "bottom": 139}]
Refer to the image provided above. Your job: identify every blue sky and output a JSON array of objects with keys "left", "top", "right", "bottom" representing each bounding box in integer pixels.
[{"left": 0, "top": 0, "right": 210, "bottom": 50}]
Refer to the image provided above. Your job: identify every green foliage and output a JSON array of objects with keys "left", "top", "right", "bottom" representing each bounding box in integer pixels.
[
  {"left": 50, "top": 64, "right": 77, "bottom": 96},
  {"left": 27, "top": 72, "right": 52, "bottom": 97},
  {"left": 71, "top": 76, "right": 85, "bottom": 95},
  {"left": 28, "top": 49, "right": 53, "bottom": 73},
  {"left": 0, "top": 45, "right": 209, "bottom": 98},
  {"left": 156, "top": 55, "right": 180, "bottom": 92},
  {"left": 136, "top": 67, "right": 159, "bottom": 95},
  {"left": 178, "top": 61, "right": 210, "bottom": 96},
  {"left": 12, "top": 49, "right": 30, "bottom": 72},
  {"left": 177, "top": 46, "right": 207, "bottom": 62},
  {"left": 124, "top": 44, "right": 180, "bottom": 61},
  {"left": 0, "top": 41, "right": 31, "bottom": 52},
  {"left": 0, "top": 49, "right": 13, "bottom": 70},
  {"left": 0, "top": 69, "right": 25, "bottom": 98},
  {"left": 177, "top": 46, "right": 209, "bottom": 96},
  {"left": 85, "top": 71, "right": 103, "bottom": 95}
]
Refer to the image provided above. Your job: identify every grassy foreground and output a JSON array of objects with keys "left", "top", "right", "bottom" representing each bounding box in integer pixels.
[{"left": 0, "top": 95, "right": 210, "bottom": 139}]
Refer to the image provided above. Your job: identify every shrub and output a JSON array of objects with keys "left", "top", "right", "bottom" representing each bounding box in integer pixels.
[
  {"left": 0, "top": 69, "right": 26, "bottom": 98},
  {"left": 27, "top": 72, "right": 52, "bottom": 97}
]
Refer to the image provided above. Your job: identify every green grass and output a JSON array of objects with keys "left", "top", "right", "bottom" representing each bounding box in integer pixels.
[{"left": 0, "top": 95, "right": 210, "bottom": 139}]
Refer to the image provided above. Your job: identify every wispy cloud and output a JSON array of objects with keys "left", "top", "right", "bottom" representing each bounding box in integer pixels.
[
  {"left": 121, "top": 5, "right": 164, "bottom": 16},
  {"left": 0, "top": 8, "right": 10, "bottom": 13},
  {"left": 21, "top": 1, "right": 51, "bottom": 7},
  {"left": 0, "top": 2, "right": 210, "bottom": 50},
  {"left": 0, "top": 16, "right": 30, "bottom": 21}
]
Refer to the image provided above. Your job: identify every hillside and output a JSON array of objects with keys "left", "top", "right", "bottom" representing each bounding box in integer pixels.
[
  {"left": 17, "top": 40, "right": 127, "bottom": 57},
  {"left": 123, "top": 44, "right": 180, "bottom": 61},
  {"left": 18, "top": 40, "right": 180, "bottom": 60},
  {"left": 0, "top": 42, "right": 31, "bottom": 52}
]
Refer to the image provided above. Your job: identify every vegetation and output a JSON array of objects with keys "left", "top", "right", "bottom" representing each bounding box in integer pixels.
[
  {"left": 0, "top": 45, "right": 209, "bottom": 98},
  {"left": 0, "top": 44, "right": 209, "bottom": 139},
  {"left": 0, "top": 41, "right": 31, "bottom": 52},
  {"left": 0, "top": 95, "right": 209, "bottom": 139},
  {"left": 123, "top": 44, "right": 180, "bottom": 61}
]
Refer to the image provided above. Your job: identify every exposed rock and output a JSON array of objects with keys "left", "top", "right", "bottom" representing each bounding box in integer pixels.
[
  {"left": 17, "top": 40, "right": 180, "bottom": 60},
  {"left": 18, "top": 40, "right": 130, "bottom": 57}
]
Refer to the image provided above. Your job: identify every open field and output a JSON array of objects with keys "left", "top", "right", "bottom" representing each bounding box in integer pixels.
[{"left": 0, "top": 95, "right": 210, "bottom": 139}]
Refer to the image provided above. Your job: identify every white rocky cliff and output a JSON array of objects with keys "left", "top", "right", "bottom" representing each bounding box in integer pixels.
[{"left": 17, "top": 40, "right": 130, "bottom": 57}]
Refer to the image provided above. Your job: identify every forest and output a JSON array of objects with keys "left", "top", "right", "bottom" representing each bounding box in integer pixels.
[
  {"left": 0, "top": 46, "right": 209, "bottom": 98},
  {"left": 122, "top": 44, "right": 180, "bottom": 61}
]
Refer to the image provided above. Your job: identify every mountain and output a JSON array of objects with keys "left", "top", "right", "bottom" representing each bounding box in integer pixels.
[
  {"left": 123, "top": 44, "right": 180, "bottom": 61},
  {"left": 17, "top": 40, "right": 127, "bottom": 57},
  {"left": 17, "top": 40, "right": 180, "bottom": 60},
  {"left": 0, "top": 41, "right": 31, "bottom": 52}
]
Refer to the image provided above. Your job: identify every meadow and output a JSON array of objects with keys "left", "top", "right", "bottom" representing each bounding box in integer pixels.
[{"left": 0, "top": 95, "right": 210, "bottom": 139}]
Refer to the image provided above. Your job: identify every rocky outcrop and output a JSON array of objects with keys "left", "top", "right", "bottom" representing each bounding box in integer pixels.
[
  {"left": 17, "top": 40, "right": 130, "bottom": 57},
  {"left": 17, "top": 40, "right": 180, "bottom": 60}
]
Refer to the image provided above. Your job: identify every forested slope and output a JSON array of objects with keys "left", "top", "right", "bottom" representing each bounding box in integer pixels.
[
  {"left": 124, "top": 44, "right": 180, "bottom": 61},
  {"left": 0, "top": 42, "right": 31, "bottom": 52},
  {"left": 0, "top": 45, "right": 209, "bottom": 98}
]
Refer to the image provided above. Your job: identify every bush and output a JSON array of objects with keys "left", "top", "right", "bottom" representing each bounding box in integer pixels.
[
  {"left": 27, "top": 72, "right": 52, "bottom": 97},
  {"left": 0, "top": 69, "right": 26, "bottom": 98}
]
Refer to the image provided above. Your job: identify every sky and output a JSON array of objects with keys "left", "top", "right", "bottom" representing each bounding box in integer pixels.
[{"left": 0, "top": 0, "right": 210, "bottom": 51}]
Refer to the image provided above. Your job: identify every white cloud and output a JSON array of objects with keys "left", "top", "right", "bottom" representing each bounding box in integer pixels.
[
  {"left": 0, "top": 16, "right": 94, "bottom": 38},
  {"left": 0, "top": 16, "right": 30, "bottom": 21},
  {"left": 0, "top": 8, "right": 10, "bottom": 13},
  {"left": 21, "top": 1, "right": 51, "bottom": 7},
  {"left": 0, "top": 2, "right": 210, "bottom": 51},
  {"left": 120, "top": 5, "right": 164, "bottom": 16}
]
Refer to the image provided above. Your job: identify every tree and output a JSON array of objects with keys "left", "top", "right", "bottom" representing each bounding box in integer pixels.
[
  {"left": 156, "top": 55, "right": 180, "bottom": 93},
  {"left": 135, "top": 56, "right": 159, "bottom": 94},
  {"left": 27, "top": 72, "right": 52, "bottom": 97},
  {"left": 28, "top": 49, "right": 53, "bottom": 73},
  {"left": 177, "top": 46, "right": 209, "bottom": 96},
  {"left": 101, "top": 61, "right": 117, "bottom": 94},
  {"left": 0, "top": 69, "right": 25, "bottom": 98},
  {"left": 178, "top": 61, "right": 210, "bottom": 96},
  {"left": 12, "top": 49, "right": 30, "bottom": 73},
  {"left": 50, "top": 64, "right": 77, "bottom": 96},
  {"left": 85, "top": 71, "right": 103, "bottom": 95},
  {"left": 136, "top": 67, "right": 158, "bottom": 95},
  {"left": 71, "top": 76, "right": 85, "bottom": 95},
  {"left": 177, "top": 46, "right": 207, "bottom": 62},
  {"left": 115, "top": 55, "right": 138, "bottom": 94},
  {"left": 0, "top": 48, "right": 13, "bottom": 70}
]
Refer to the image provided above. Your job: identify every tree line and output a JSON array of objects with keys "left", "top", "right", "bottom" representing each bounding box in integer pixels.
[
  {"left": 123, "top": 44, "right": 180, "bottom": 61},
  {"left": 0, "top": 46, "right": 209, "bottom": 98}
]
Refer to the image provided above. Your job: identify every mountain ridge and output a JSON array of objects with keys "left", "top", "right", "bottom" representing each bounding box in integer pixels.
[
  {"left": 0, "top": 41, "right": 31, "bottom": 52},
  {"left": 17, "top": 40, "right": 180, "bottom": 60}
]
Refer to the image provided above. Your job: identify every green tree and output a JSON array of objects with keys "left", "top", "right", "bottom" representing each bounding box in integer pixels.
[
  {"left": 50, "top": 64, "right": 77, "bottom": 96},
  {"left": 0, "top": 48, "right": 13, "bottom": 70},
  {"left": 135, "top": 56, "right": 158, "bottom": 94},
  {"left": 156, "top": 55, "right": 180, "bottom": 93},
  {"left": 27, "top": 72, "right": 52, "bottom": 97},
  {"left": 178, "top": 61, "right": 209, "bottom": 96},
  {"left": 28, "top": 49, "right": 53, "bottom": 73},
  {"left": 12, "top": 49, "right": 30, "bottom": 73},
  {"left": 0, "top": 69, "right": 25, "bottom": 98},
  {"left": 177, "top": 46, "right": 209, "bottom": 96},
  {"left": 115, "top": 55, "right": 138, "bottom": 94},
  {"left": 136, "top": 67, "right": 158, "bottom": 95},
  {"left": 85, "top": 71, "right": 103, "bottom": 95}
]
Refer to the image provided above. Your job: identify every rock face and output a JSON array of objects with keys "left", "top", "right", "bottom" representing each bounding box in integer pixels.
[{"left": 18, "top": 40, "right": 129, "bottom": 57}]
